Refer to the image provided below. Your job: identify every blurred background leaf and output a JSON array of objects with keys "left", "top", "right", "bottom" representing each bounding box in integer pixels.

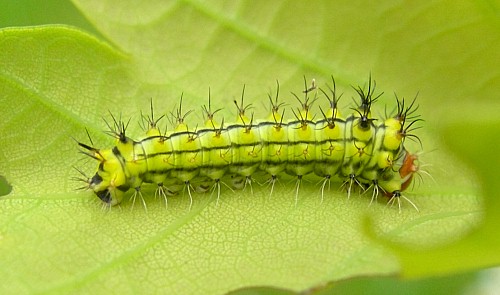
[{"left": 0, "top": 0, "right": 101, "bottom": 36}]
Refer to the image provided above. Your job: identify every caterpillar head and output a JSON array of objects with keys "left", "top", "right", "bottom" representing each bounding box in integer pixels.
[
  {"left": 379, "top": 149, "right": 419, "bottom": 195},
  {"left": 400, "top": 151, "right": 419, "bottom": 192}
]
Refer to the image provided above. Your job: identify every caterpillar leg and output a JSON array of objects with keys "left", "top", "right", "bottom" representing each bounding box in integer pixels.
[
  {"left": 207, "top": 178, "right": 233, "bottom": 207},
  {"left": 155, "top": 183, "right": 169, "bottom": 209},
  {"left": 366, "top": 180, "right": 380, "bottom": 206},
  {"left": 265, "top": 175, "right": 278, "bottom": 197},
  {"left": 208, "top": 179, "right": 221, "bottom": 207},
  {"left": 294, "top": 175, "right": 303, "bottom": 207},
  {"left": 243, "top": 176, "right": 254, "bottom": 195},
  {"left": 341, "top": 174, "right": 363, "bottom": 199},
  {"left": 131, "top": 187, "right": 148, "bottom": 212},
  {"left": 211, "top": 179, "right": 221, "bottom": 207},
  {"left": 319, "top": 175, "right": 331, "bottom": 204},
  {"left": 387, "top": 190, "right": 419, "bottom": 213},
  {"left": 101, "top": 201, "right": 113, "bottom": 212},
  {"left": 183, "top": 181, "right": 194, "bottom": 211}
]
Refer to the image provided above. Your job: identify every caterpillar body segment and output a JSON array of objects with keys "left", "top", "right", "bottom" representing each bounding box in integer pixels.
[{"left": 78, "top": 77, "right": 422, "bottom": 211}]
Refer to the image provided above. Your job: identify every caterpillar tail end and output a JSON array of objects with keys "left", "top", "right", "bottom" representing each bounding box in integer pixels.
[
  {"left": 77, "top": 140, "right": 129, "bottom": 206},
  {"left": 94, "top": 187, "right": 125, "bottom": 207}
]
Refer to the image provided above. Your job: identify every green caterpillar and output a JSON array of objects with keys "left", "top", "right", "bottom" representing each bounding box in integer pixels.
[{"left": 76, "top": 77, "right": 421, "bottom": 212}]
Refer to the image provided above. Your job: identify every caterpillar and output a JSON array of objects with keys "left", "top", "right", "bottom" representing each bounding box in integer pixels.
[{"left": 75, "top": 76, "right": 422, "bottom": 212}]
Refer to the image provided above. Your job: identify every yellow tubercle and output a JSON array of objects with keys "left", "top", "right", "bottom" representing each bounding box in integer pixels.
[
  {"left": 146, "top": 127, "right": 161, "bottom": 137},
  {"left": 383, "top": 118, "right": 403, "bottom": 150}
]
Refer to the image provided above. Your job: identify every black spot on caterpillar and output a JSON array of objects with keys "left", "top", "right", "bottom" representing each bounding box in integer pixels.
[{"left": 75, "top": 76, "right": 422, "bottom": 212}]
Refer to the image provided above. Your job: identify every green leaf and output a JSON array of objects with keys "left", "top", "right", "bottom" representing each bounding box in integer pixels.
[
  {"left": 227, "top": 271, "right": 480, "bottom": 295},
  {"left": 0, "top": 0, "right": 102, "bottom": 37},
  {"left": 0, "top": 0, "right": 498, "bottom": 293},
  {"left": 0, "top": 176, "right": 12, "bottom": 196}
]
